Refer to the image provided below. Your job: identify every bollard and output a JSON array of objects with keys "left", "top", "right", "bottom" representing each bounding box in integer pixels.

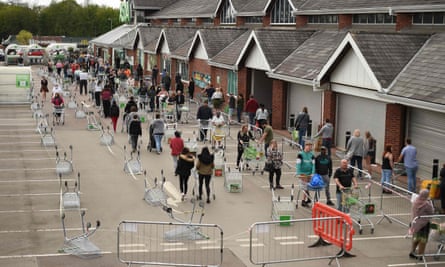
[
  {"left": 307, "top": 119, "right": 312, "bottom": 136},
  {"left": 432, "top": 159, "right": 439, "bottom": 179},
  {"left": 345, "top": 130, "right": 351, "bottom": 148}
]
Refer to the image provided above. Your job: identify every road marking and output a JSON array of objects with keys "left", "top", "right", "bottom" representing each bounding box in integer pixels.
[
  {"left": 0, "top": 208, "right": 86, "bottom": 214},
  {"left": 236, "top": 238, "right": 257, "bottom": 242},
  {"left": 122, "top": 249, "right": 149, "bottom": 253},
  {"left": 0, "top": 157, "right": 55, "bottom": 161},
  {"left": 240, "top": 243, "right": 264, "bottom": 247},
  {"left": 353, "top": 235, "right": 408, "bottom": 241},
  {"left": 119, "top": 244, "right": 146, "bottom": 247},
  {"left": 201, "top": 246, "right": 221, "bottom": 250},
  {"left": 0, "top": 179, "right": 72, "bottom": 183},
  {"left": 280, "top": 241, "right": 304, "bottom": 245},
  {"left": 0, "top": 141, "right": 41, "bottom": 145},
  {"left": 160, "top": 242, "right": 184, "bottom": 246},
  {"left": 0, "top": 167, "right": 55, "bottom": 172},
  {"left": 195, "top": 240, "right": 216, "bottom": 244},
  {"left": 0, "top": 192, "right": 59, "bottom": 197},
  {"left": 274, "top": 236, "right": 298, "bottom": 240},
  {"left": 164, "top": 247, "right": 188, "bottom": 252}
]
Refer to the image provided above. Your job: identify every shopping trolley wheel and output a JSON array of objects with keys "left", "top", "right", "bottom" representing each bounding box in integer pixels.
[
  {"left": 260, "top": 171, "right": 264, "bottom": 175},
  {"left": 371, "top": 228, "right": 374, "bottom": 234},
  {"left": 359, "top": 229, "right": 363, "bottom": 235}
]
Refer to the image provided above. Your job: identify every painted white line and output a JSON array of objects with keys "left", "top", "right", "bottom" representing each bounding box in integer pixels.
[
  {"left": 353, "top": 235, "right": 407, "bottom": 241},
  {"left": 122, "top": 249, "right": 149, "bottom": 253},
  {"left": 160, "top": 242, "right": 185, "bottom": 246},
  {"left": 274, "top": 236, "right": 298, "bottom": 240},
  {"left": 200, "top": 246, "right": 221, "bottom": 250},
  {"left": 0, "top": 158, "right": 55, "bottom": 161},
  {"left": 0, "top": 149, "right": 52, "bottom": 153},
  {"left": 119, "top": 244, "right": 146, "bottom": 248},
  {"left": 0, "top": 192, "right": 59, "bottom": 197},
  {"left": 0, "top": 167, "right": 55, "bottom": 172},
  {"left": 0, "top": 179, "right": 71, "bottom": 183},
  {"left": 195, "top": 240, "right": 216, "bottom": 244},
  {"left": 0, "top": 142, "right": 41, "bottom": 145},
  {"left": 0, "top": 208, "right": 86, "bottom": 214},
  {"left": 0, "top": 227, "right": 84, "bottom": 234},
  {"left": 0, "top": 251, "right": 112, "bottom": 259},
  {"left": 280, "top": 241, "right": 304, "bottom": 245},
  {"left": 164, "top": 247, "right": 188, "bottom": 252}
]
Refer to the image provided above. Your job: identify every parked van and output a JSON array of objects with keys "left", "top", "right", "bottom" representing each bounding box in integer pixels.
[
  {"left": 4, "top": 44, "right": 28, "bottom": 65},
  {"left": 24, "top": 44, "right": 45, "bottom": 65}
]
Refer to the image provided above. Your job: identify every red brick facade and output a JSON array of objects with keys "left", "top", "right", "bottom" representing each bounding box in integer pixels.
[
  {"left": 296, "top": 16, "right": 308, "bottom": 28},
  {"left": 385, "top": 103, "right": 406, "bottom": 158},
  {"left": 338, "top": 14, "right": 352, "bottom": 30},
  {"left": 396, "top": 13, "right": 412, "bottom": 32},
  {"left": 271, "top": 80, "right": 287, "bottom": 130},
  {"left": 323, "top": 90, "right": 337, "bottom": 144}
]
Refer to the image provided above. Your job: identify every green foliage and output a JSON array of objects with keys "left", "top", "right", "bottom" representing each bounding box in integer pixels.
[
  {"left": 0, "top": 0, "right": 121, "bottom": 41},
  {"left": 16, "top": 30, "right": 33, "bottom": 45}
]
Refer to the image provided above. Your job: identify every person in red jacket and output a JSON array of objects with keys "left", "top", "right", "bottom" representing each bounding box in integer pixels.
[
  {"left": 245, "top": 95, "right": 259, "bottom": 125},
  {"left": 170, "top": 131, "right": 184, "bottom": 174}
]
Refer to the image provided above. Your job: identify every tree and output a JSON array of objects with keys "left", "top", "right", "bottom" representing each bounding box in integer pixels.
[{"left": 16, "top": 30, "right": 33, "bottom": 45}]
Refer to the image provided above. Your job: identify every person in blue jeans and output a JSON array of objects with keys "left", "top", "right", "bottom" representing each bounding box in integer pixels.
[
  {"left": 398, "top": 138, "right": 418, "bottom": 193},
  {"left": 150, "top": 113, "right": 165, "bottom": 154},
  {"left": 381, "top": 145, "right": 394, "bottom": 193},
  {"left": 346, "top": 129, "right": 365, "bottom": 178},
  {"left": 334, "top": 159, "right": 358, "bottom": 212},
  {"left": 294, "top": 106, "right": 310, "bottom": 147}
]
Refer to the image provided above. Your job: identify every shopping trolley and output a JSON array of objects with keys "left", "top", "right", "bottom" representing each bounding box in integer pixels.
[
  {"left": 392, "top": 162, "right": 406, "bottom": 184},
  {"left": 241, "top": 143, "right": 266, "bottom": 175},
  {"left": 211, "top": 125, "right": 227, "bottom": 150},
  {"left": 99, "top": 126, "right": 114, "bottom": 146},
  {"left": 213, "top": 150, "right": 225, "bottom": 179},
  {"left": 224, "top": 167, "right": 243, "bottom": 193},
  {"left": 67, "top": 95, "right": 77, "bottom": 109},
  {"left": 55, "top": 145, "right": 73, "bottom": 175},
  {"left": 59, "top": 173, "right": 81, "bottom": 211},
  {"left": 184, "top": 135, "right": 198, "bottom": 155},
  {"left": 341, "top": 187, "right": 375, "bottom": 234},
  {"left": 164, "top": 122, "right": 177, "bottom": 144},
  {"left": 52, "top": 105, "right": 65, "bottom": 126},
  {"left": 271, "top": 184, "right": 296, "bottom": 225},
  {"left": 198, "top": 119, "right": 212, "bottom": 143},
  {"left": 162, "top": 192, "right": 209, "bottom": 242},
  {"left": 123, "top": 145, "right": 143, "bottom": 175},
  {"left": 59, "top": 211, "right": 101, "bottom": 259},
  {"left": 143, "top": 170, "right": 168, "bottom": 207},
  {"left": 427, "top": 216, "right": 445, "bottom": 260},
  {"left": 35, "top": 113, "right": 49, "bottom": 134},
  {"left": 40, "top": 127, "right": 56, "bottom": 147},
  {"left": 75, "top": 102, "right": 87, "bottom": 119}
]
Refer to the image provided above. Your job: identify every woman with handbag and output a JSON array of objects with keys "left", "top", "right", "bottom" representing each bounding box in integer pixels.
[{"left": 266, "top": 139, "right": 283, "bottom": 190}]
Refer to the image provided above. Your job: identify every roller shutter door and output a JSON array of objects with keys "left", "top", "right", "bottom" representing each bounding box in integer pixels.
[
  {"left": 287, "top": 84, "right": 322, "bottom": 135},
  {"left": 408, "top": 108, "right": 445, "bottom": 179}
]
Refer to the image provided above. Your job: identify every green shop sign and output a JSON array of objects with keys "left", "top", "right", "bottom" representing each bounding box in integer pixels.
[{"left": 16, "top": 74, "right": 30, "bottom": 88}]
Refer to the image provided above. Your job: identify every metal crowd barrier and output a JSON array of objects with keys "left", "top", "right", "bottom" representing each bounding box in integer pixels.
[
  {"left": 117, "top": 220, "right": 223, "bottom": 267},
  {"left": 249, "top": 202, "right": 355, "bottom": 267},
  {"left": 376, "top": 182, "right": 413, "bottom": 228}
]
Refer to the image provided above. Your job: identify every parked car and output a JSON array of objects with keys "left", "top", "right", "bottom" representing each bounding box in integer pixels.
[{"left": 0, "top": 49, "right": 4, "bottom": 61}]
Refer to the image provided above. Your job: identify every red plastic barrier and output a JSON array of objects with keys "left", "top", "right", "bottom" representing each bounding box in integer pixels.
[{"left": 312, "top": 202, "right": 355, "bottom": 251}]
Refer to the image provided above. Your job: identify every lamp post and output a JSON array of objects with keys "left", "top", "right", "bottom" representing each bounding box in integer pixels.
[{"left": 107, "top": 18, "right": 113, "bottom": 30}]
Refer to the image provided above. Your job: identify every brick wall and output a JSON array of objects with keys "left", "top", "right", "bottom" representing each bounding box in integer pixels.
[
  {"left": 263, "top": 13, "right": 271, "bottom": 27},
  {"left": 338, "top": 14, "right": 352, "bottom": 30},
  {"left": 323, "top": 90, "right": 337, "bottom": 144},
  {"left": 271, "top": 80, "right": 287, "bottom": 130},
  {"left": 385, "top": 103, "right": 406, "bottom": 158},
  {"left": 296, "top": 16, "right": 308, "bottom": 28},
  {"left": 195, "top": 18, "right": 203, "bottom": 26},
  {"left": 236, "top": 17, "right": 245, "bottom": 27},
  {"left": 396, "top": 13, "right": 412, "bottom": 32},
  {"left": 238, "top": 67, "right": 248, "bottom": 100}
]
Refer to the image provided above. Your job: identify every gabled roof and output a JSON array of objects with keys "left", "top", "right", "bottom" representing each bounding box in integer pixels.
[
  {"left": 138, "top": 26, "right": 163, "bottom": 48},
  {"left": 146, "top": 0, "right": 219, "bottom": 19},
  {"left": 171, "top": 38, "right": 194, "bottom": 60},
  {"left": 387, "top": 33, "right": 445, "bottom": 108},
  {"left": 90, "top": 24, "right": 136, "bottom": 47},
  {"left": 112, "top": 25, "right": 139, "bottom": 49},
  {"left": 190, "top": 28, "right": 248, "bottom": 59},
  {"left": 161, "top": 27, "right": 197, "bottom": 53},
  {"left": 209, "top": 30, "right": 252, "bottom": 70},
  {"left": 132, "top": 0, "right": 177, "bottom": 10},
  {"left": 269, "top": 30, "right": 347, "bottom": 85},
  {"left": 317, "top": 32, "right": 429, "bottom": 89},
  {"left": 234, "top": 0, "right": 270, "bottom": 16},
  {"left": 295, "top": 0, "right": 445, "bottom": 14},
  {"left": 238, "top": 29, "right": 314, "bottom": 71}
]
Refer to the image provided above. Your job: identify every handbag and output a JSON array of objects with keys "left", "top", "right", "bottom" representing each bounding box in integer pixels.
[
  {"left": 264, "top": 161, "right": 273, "bottom": 172},
  {"left": 309, "top": 173, "right": 325, "bottom": 188}
]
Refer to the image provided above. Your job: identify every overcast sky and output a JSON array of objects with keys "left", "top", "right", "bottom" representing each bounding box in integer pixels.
[{"left": 2, "top": 0, "right": 121, "bottom": 9}]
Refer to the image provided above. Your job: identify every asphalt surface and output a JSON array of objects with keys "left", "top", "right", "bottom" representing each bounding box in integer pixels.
[{"left": 0, "top": 65, "right": 443, "bottom": 267}]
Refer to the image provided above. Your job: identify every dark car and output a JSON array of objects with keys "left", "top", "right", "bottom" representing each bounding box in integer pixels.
[{"left": 27, "top": 49, "right": 44, "bottom": 57}]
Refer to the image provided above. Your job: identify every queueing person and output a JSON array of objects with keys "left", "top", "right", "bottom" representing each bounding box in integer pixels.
[
  {"left": 236, "top": 124, "right": 253, "bottom": 170},
  {"left": 196, "top": 100, "right": 213, "bottom": 142},
  {"left": 176, "top": 147, "right": 196, "bottom": 201},
  {"left": 313, "top": 118, "right": 334, "bottom": 157},
  {"left": 334, "top": 159, "right": 358, "bottom": 212},
  {"left": 297, "top": 140, "right": 316, "bottom": 207},
  {"left": 128, "top": 114, "right": 142, "bottom": 153},
  {"left": 196, "top": 147, "right": 215, "bottom": 204},
  {"left": 315, "top": 146, "right": 334, "bottom": 206},
  {"left": 40, "top": 76, "right": 49, "bottom": 101},
  {"left": 170, "top": 131, "right": 184, "bottom": 173},
  {"left": 266, "top": 139, "right": 283, "bottom": 190},
  {"left": 398, "top": 138, "right": 418, "bottom": 193},
  {"left": 151, "top": 113, "right": 165, "bottom": 154},
  {"left": 109, "top": 100, "right": 120, "bottom": 133},
  {"left": 409, "top": 189, "right": 433, "bottom": 260},
  {"left": 346, "top": 129, "right": 365, "bottom": 179}
]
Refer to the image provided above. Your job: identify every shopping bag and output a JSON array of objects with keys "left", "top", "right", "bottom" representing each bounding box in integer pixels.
[
  {"left": 309, "top": 173, "right": 325, "bottom": 188},
  {"left": 292, "top": 129, "right": 299, "bottom": 142}
]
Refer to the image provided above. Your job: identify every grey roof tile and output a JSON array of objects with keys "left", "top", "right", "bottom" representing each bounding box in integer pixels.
[
  {"left": 147, "top": 0, "right": 218, "bottom": 19},
  {"left": 171, "top": 38, "right": 194, "bottom": 59},
  {"left": 138, "top": 26, "right": 163, "bottom": 47},
  {"left": 90, "top": 24, "right": 136, "bottom": 47},
  {"left": 235, "top": 0, "right": 269, "bottom": 15},
  {"left": 198, "top": 28, "right": 248, "bottom": 58},
  {"left": 162, "top": 27, "right": 197, "bottom": 52},
  {"left": 351, "top": 32, "right": 429, "bottom": 88},
  {"left": 253, "top": 29, "right": 315, "bottom": 69},
  {"left": 273, "top": 30, "right": 346, "bottom": 80},
  {"left": 210, "top": 30, "right": 252, "bottom": 67},
  {"left": 133, "top": 0, "right": 177, "bottom": 9},
  {"left": 390, "top": 33, "right": 445, "bottom": 105},
  {"left": 298, "top": 0, "right": 445, "bottom": 12}
]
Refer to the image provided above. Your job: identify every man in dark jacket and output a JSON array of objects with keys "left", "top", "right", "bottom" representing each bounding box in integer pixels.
[
  {"left": 128, "top": 114, "right": 142, "bottom": 152},
  {"left": 196, "top": 100, "right": 213, "bottom": 141},
  {"left": 176, "top": 90, "right": 185, "bottom": 121},
  {"left": 315, "top": 146, "right": 334, "bottom": 206}
]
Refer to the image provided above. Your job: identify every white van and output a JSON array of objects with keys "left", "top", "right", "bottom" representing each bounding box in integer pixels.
[{"left": 46, "top": 43, "right": 77, "bottom": 54}]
